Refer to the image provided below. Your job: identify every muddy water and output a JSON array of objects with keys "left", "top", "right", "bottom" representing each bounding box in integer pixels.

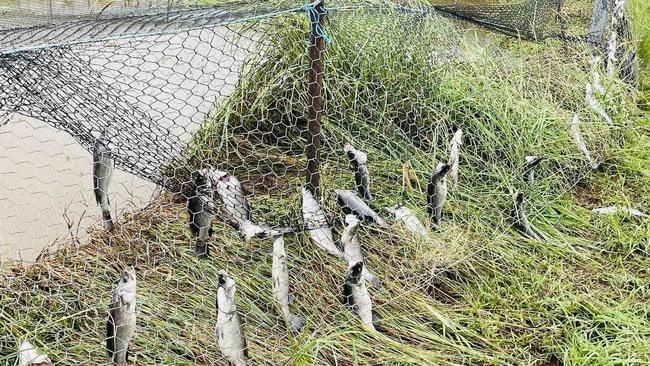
[
  {"left": 0, "top": 114, "right": 159, "bottom": 262},
  {"left": 0, "top": 0, "right": 175, "bottom": 14},
  {"left": 0, "top": 23, "right": 249, "bottom": 262}
]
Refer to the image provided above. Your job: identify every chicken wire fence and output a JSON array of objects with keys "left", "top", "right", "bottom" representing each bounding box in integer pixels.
[{"left": 0, "top": 0, "right": 640, "bottom": 365}]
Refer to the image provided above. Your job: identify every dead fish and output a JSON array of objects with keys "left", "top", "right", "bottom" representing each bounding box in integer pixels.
[
  {"left": 301, "top": 187, "right": 343, "bottom": 257},
  {"left": 592, "top": 206, "right": 646, "bottom": 217},
  {"left": 511, "top": 192, "right": 541, "bottom": 241},
  {"left": 343, "top": 261, "right": 378, "bottom": 331},
  {"left": 18, "top": 341, "right": 52, "bottom": 366},
  {"left": 334, "top": 189, "right": 389, "bottom": 229},
  {"left": 589, "top": 56, "right": 606, "bottom": 95},
  {"left": 386, "top": 203, "right": 430, "bottom": 238},
  {"left": 448, "top": 129, "right": 463, "bottom": 192},
  {"left": 523, "top": 156, "right": 543, "bottom": 183},
  {"left": 606, "top": 0, "right": 626, "bottom": 77},
  {"left": 344, "top": 143, "right": 372, "bottom": 201},
  {"left": 271, "top": 236, "right": 305, "bottom": 333},
  {"left": 238, "top": 220, "right": 293, "bottom": 242},
  {"left": 216, "top": 270, "right": 248, "bottom": 366},
  {"left": 341, "top": 215, "right": 382, "bottom": 288},
  {"left": 586, "top": 83, "right": 613, "bottom": 126},
  {"left": 427, "top": 163, "right": 451, "bottom": 227},
  {"left": 569, "top": 114, "right": 600, "bottom": 169},
  {"left": 187, "top": 169, "right": 216, "bottom": 258},
  {"left": 208, "top": 169, "right": 250, "bottom": 229},
  {"left": 107, "top": 267, "right": 136, "bottom": 366},
  {"left": 93, "top": 131, "right": 114, "bottom": 231}
]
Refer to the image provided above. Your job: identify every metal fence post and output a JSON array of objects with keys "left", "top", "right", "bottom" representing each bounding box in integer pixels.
[{"left": 305, "top": 0, "right": 326, "bottom": 198}]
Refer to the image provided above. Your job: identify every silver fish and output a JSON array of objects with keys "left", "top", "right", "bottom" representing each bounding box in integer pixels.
[
  {"left": 18, "top": 341, "right": 52, "bottom": 366},
  {"left": 569, "top": 114, "right": 600, "bottom": 169},
  {"left": 301, "top": 187, "right": 343, "bottom": 257},
  {"left": 344, "top": 143, "right": 372, "bottom": 201},
  {"left": 512, "top": 192, "right": 541, "bottom": 241},
  {"left": 386, "top": 204, "right": 430, "bottom": 238},
  {"left": 334, "top": 190, "right": 389, "bottom": 229},
  {"left": 208, "top": 169, "right": 250, "bottom": 229},
  {"left": 523, "top": 156, "right": 543, "bottom": 184},
  {"left": 589, "top": 56, "right": 606, "bottom": 95},
  {"left": 188, "top": 169, "right": 216, "bottom": 258},
  {"left": 341, "top": 215, "right": 382, "bottom": 288},
  {"left": 448, "top": 129, "right": 463, "bottom": 192},
  {"left": 586, "top": 83, "right": 613, "bottom": 126},
  {"left": 93, "top": 132, "right": 114, "bottom": 231},
  {"left": 606, "top": 0, "right": 626, "bottom": 77},
  {"left": 238, "top": 220, "right": 293, "bottom": 243},
  {"left": 592, "top": 206, "right": 646, "bottom": 217},
  {"left": 343, "top": 261, "right": 377, "bottom": 331},
  {"left": 106, "top": 267, "right": 136, "bottom": 366},
  {"left": 216, "top": 270, "right": 248, "bottom": 366},
  {"left": 271, "top": 236, "right": 305, "bottom": 333},
  {"left": 427, "top": 163, "right": 450, "bottom": 227}
]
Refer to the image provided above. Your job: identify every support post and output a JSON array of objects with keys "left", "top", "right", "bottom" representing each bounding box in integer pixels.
[{"left": 305, "top": 0, "right": 326, "bottom": 198}]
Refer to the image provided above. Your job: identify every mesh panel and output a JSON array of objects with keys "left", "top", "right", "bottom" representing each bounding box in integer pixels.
[
  {"left": 433, "top": 0, "right": 563, "bottom": 40},
  {"left": 0, "top": 0, "right": 642, "bottom": 364}
]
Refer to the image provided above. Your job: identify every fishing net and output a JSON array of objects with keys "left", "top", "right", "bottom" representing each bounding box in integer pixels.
[{"left": 0, "top": 0, "right": 642, "bottom": 364}]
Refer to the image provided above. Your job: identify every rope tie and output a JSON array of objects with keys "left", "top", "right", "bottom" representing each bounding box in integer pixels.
[{"left": 301, "top": 1, "right": 331, "bottom": 44}]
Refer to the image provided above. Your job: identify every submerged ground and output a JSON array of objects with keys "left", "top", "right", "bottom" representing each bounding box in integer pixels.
[{"left": 1, "top": 1, "right": 650, "bottom": 365}]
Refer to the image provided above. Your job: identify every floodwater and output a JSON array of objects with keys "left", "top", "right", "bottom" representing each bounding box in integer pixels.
[
  {"left": 0, "top": 0, "right": 197, "bottom": 30},
  {"left": 0, "top": 114, "right": 159, "bottom": 262},
  {"left": 0, "top": 0, "right": 180, "bottom": 14},
  {"left": 0, "top": 12, "right": 249, "bottom": 262}
]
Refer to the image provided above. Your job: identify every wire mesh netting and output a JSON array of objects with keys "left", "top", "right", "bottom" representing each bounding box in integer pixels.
[{"left": 0, "top": 0, "right": 644, "bottom": 365}]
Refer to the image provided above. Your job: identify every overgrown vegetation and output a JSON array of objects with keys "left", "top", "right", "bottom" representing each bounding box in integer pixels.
[
  {"left": 2, "top": 2, "right": 649, "bottom": 366},
  {"left": 629, "top": 0, "right": 650, "bottom": 106}
]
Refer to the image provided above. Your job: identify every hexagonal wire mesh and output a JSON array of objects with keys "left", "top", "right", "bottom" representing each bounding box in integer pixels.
[{"left": 0, "top": 0, "right": 641, "bottom": 364}]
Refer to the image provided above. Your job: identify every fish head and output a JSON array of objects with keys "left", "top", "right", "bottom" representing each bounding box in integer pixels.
[
  {"left": 238, "top": 221, "right": 256, "bottom": 242},
  {"left": 589, "top": 56, "right": 602, "bottom": 66},
  {"left": 93, "top": 133, "right": 111, "bottom": 156},
  {"left": 386, "top": 202, "right": 404, "bottom": 215},
  {"left": 272, "top": 236, "right": 286, "bottom": 257},
  {"left": 118, "top": 267, "right": 137, "bottom": 301},
  {"left": 435, "top": 163, "right": 451, "bottom": 177},
  {"left": 216, "top": 270, "right": 237, "bottom": 310},
  {"left": 331, "top": 189, "right": 345, "bottom": 202},
  {"left": 344, "top": 143, "right": 368, "bottom": 164},
  {"left": 19, "top": 341, "right": 52, "bottom": 366},
  {"left": 451, "top": 129, "right": 463, "bottom": 145},
  {"left": 571, "top": 114, "right": 580, "bottom": 126},
  {"left": 514, "top": 192, "right": 525, "bottom": 206},
  {"left": 207, "top": 168, "right": 229, "bottom": 184},
  {"left": 525, "top": 156, "right": 541, "bottom": 164},
  {"left": 94, "top": 129, "right": 111, "bottom": 146},
  {"left": 344, "top": 214, "right": 360, "bottom": 227},
  {"left": 524, "top": 156, "right": 543, "bottom": 172}
]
